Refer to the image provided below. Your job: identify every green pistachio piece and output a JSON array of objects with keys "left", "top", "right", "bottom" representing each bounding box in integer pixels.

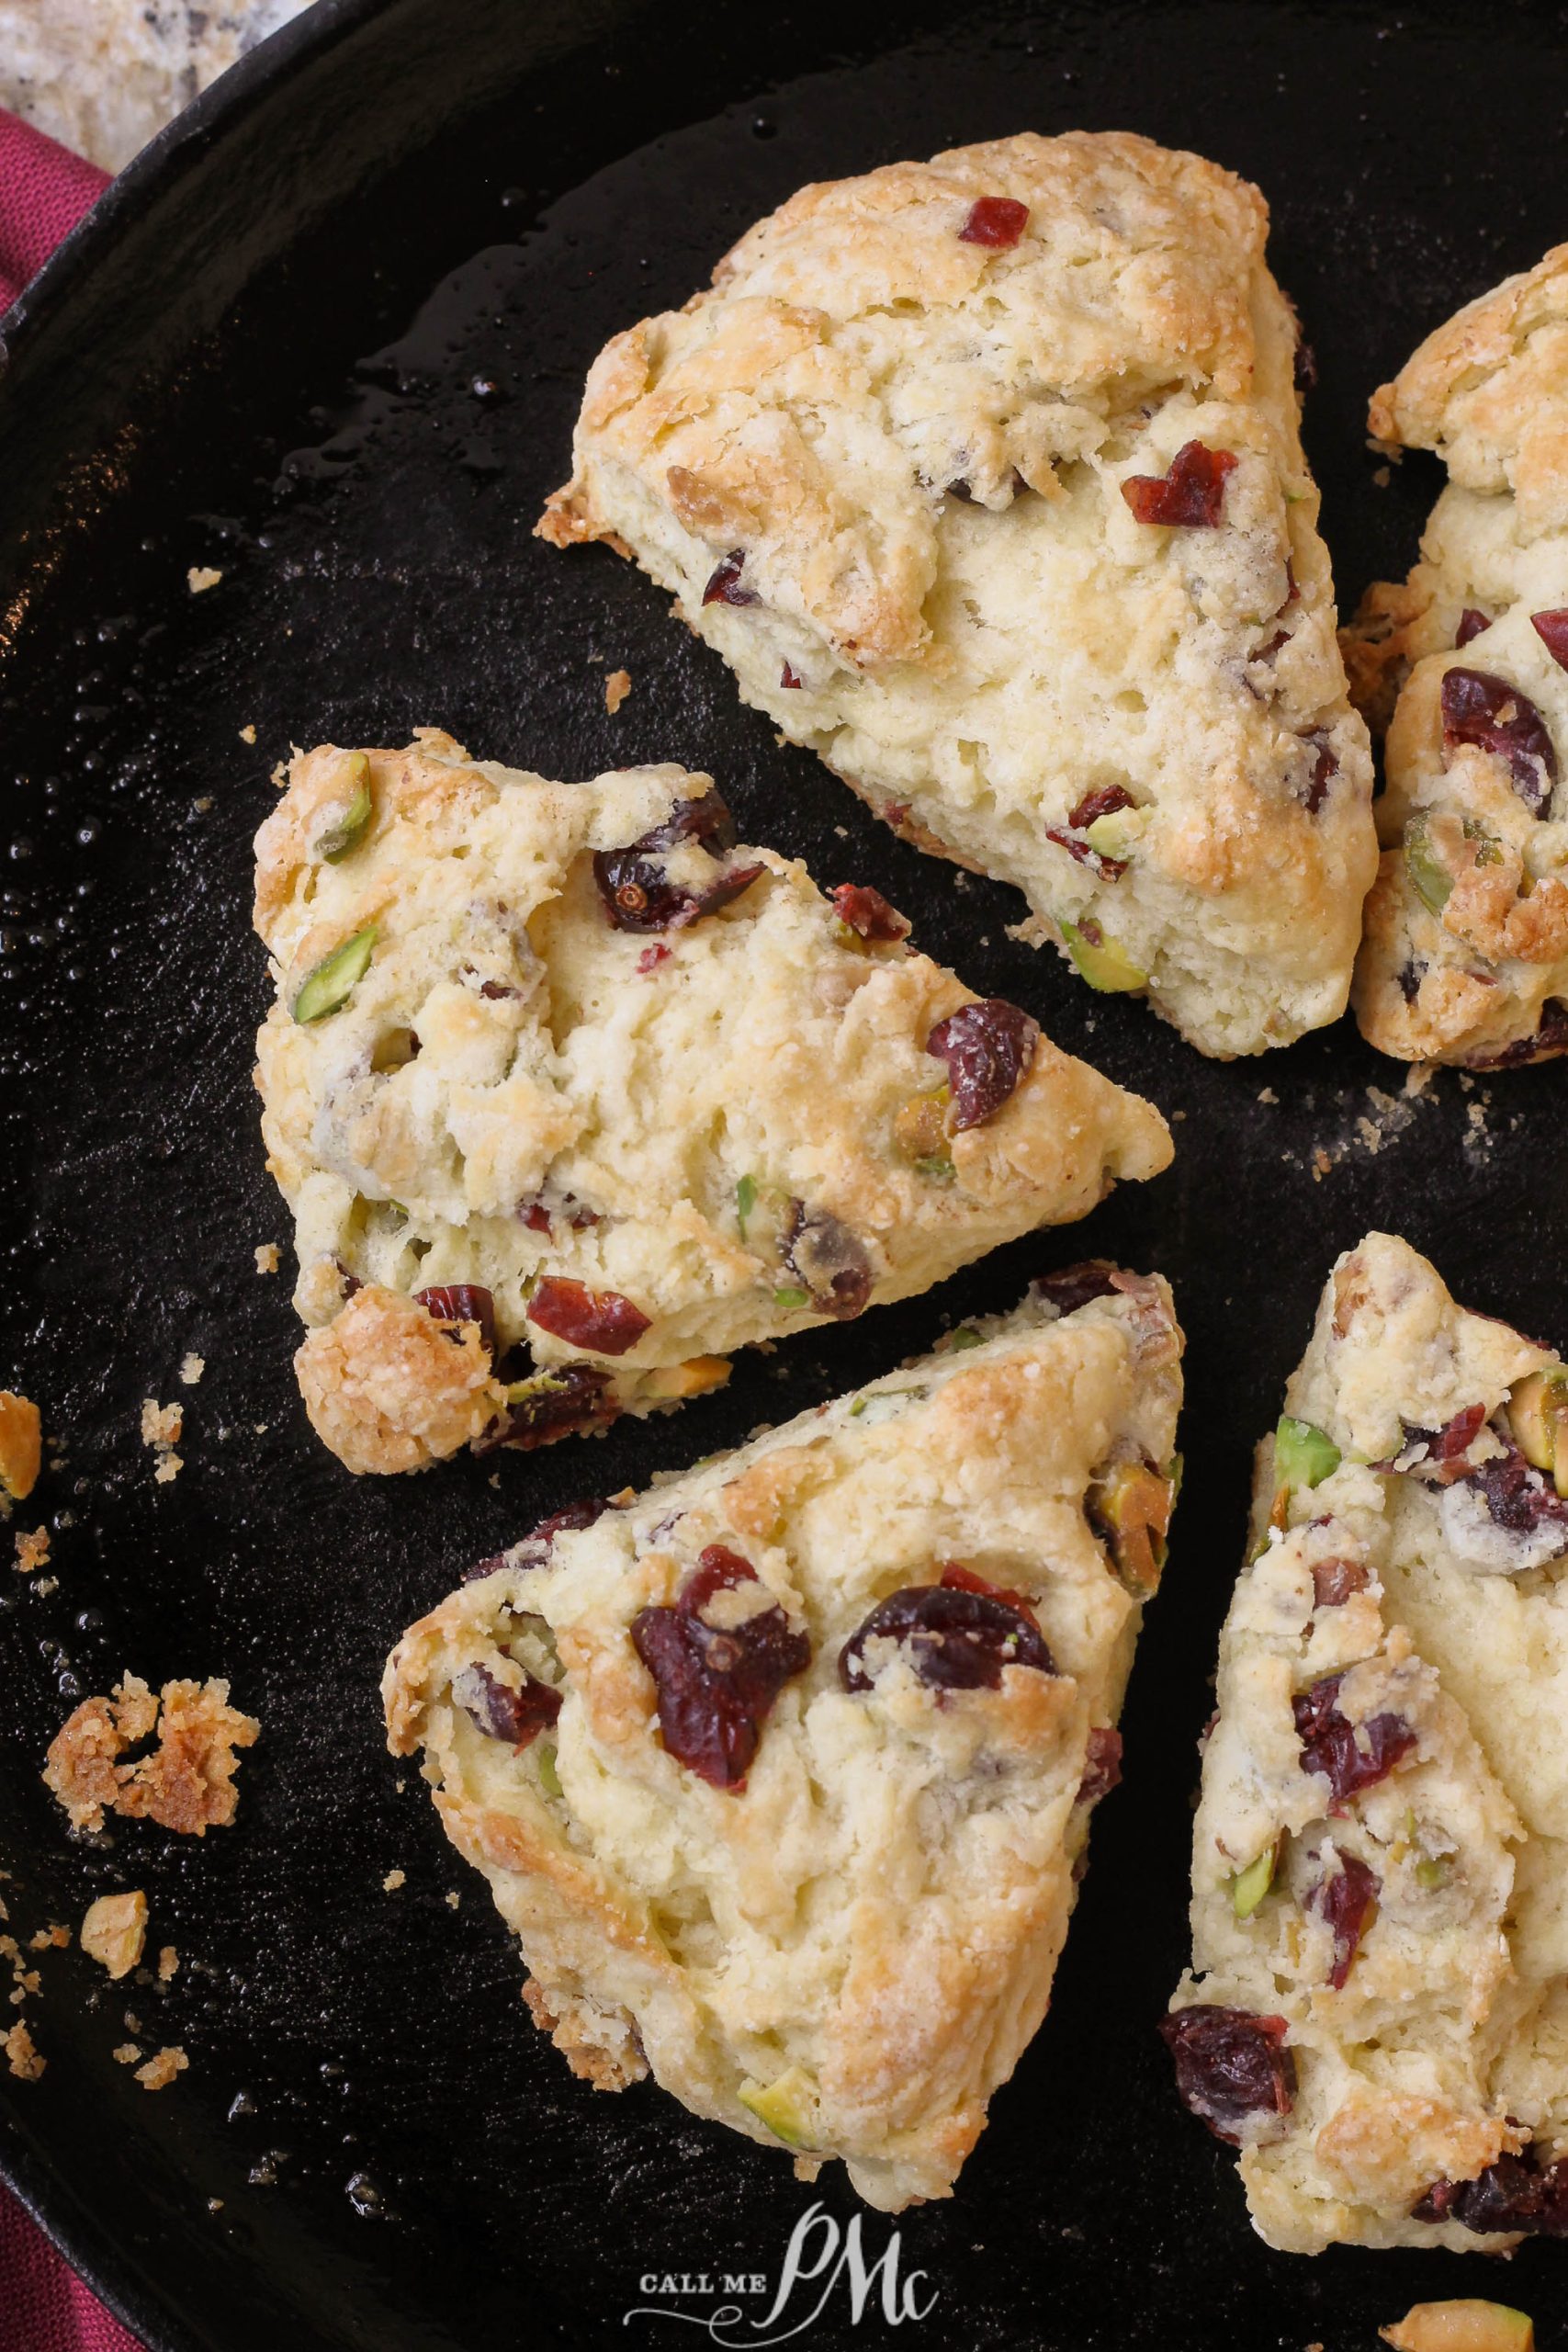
[
  {"left": 1508, "top": 1368, "right": 1568, "bottom": 1496},
  {"left": 913, "top": 1154, "right": 956, "bottom": 1182},
  {"left": 1059, "top": 918, "right": 1147, "bottom": 993},
  {"left": 1274, "top": 1415, "right": 1340, "bottom": 1492},
  {"left": 773, "top": 1286, "right": 809, "bottom": 1311},
  {"left": 738, "top": 2065, "right": 817, "bottom": 2149},
  {"left": 536, "top": 1743, "right": 562, "bottom": 1800},
  {"left": 292, "top": 924, "right": 377, "bottom": 1023},
  {"left": 1415, "top": 1855, "right": 1450, "bottom": 1892},
  {"left": 1084, "top": 808, "right": 1148, "bottom": 858},
  {"left": 736, "top": 1173, "right": 758, "bottom": 1240},
  {"left": 948, "top": 1327, "right": 984, "bottom": 1351},
  {"left": 1229, "top": 1839, "right": 1280, "bottom": 1919},
  {"left": 311, "top": 754, "right": 373, "bottom": 862},
  {"left": 1404, "top": 817, "right": 1454, "bottom": 916}
]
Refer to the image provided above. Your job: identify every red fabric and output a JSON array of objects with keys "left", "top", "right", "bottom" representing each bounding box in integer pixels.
[
  {"left": 0, "top": 2182, "right": 142, "bottom": 2351},
  {"left": 0, "top": 107, "right": 108, "bottom": 311}
]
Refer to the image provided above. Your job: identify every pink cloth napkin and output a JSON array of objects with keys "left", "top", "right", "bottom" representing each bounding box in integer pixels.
[
  {"left": 0, "top": 105, "right": 108, "bottom": 311},
  {"left": 0, "top": 2182, "right": 141, "bottom": 2352}
]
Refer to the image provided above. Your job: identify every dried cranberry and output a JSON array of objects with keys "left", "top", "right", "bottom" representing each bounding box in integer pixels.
[
  {"left": 1293, "top": 337, "right": 1317, "bottom": 391},
  {"left": 451, "top": 1660, "right": 561, "bottom": 1748},
  {"left": 780, "top": 662, "right": 802, "bottom": 689},
  {"left": 1456, "top": 607, "right": 1492, "bottom": 649},
  {"left": 839, "top": 1580, "right": 1055, "bottom": 1694},
  {"left": 830, "top": 883, "right": 910, "bottom": 943},
  {"left": 1440, "top": 666, "right": 1558, "bottom": 811},
  {"left": 1157, "top": 2007, "right": 1296, "bottom": 2145},
  {"left": 1461, "top": 1430, "right": 1568, "bottom": 1541},
  {"left": 1307, "top": 1852, "right": 1379, "bottom": 1989},
  {"left": 1293, "top": 1673, "right": 1416, "bottom": 1803},
  {"left": 926, "top": 998, "right": 1038, "bottom": 1131},
  {"left": 476, "top": 1363, "right": 616, "bottom": 1453},
  {"left": 1032, "top": 1262, "right": 1119, "bottom": 1314},
  {"left": 637, "top": 943, "right": 671, "bottom": 974},
  {"left": 1429, "top": 1403, "right": 1487, "bottom": 1461},
  {"left": 1533, "top": 608, "right": 1568, "bottom": 670},
  {"left": 518, "top": 1203, "right": 553, "bottom": 1233},
  {"left": 702, "top": 550, "right": 758, "bottom": 607},
  {"left": 527, "top": 1278, "right": 650, "bottom": 1357},
  {"left": 937, "top": 1560, "right": 1034, "bottom": 1610},
  {"left": 1044, "top": 826, "right": 1128, "bottom": 880},
  {"left": 1121, "top": 442, "right": 1237, "bottom": 529},
  {"left": 517, "top": 1495, "right": 611, "bottom": 1561},
  {"left": 1415, "top": 2152, "right": 1568, "bottom": 2237},
  {"left": 1311, "top": 1556, "right": 1369, "bottom": 1609},
  {"left": 478, "top": 978, "right": 520, "bottom": 1001},
  {"left": 958, "top": 195, "right": 1029, "bottom": 248},
  {"left": 630, "top": 1544, "right": 810, "bottom": 1789},
  {"left": 1066, "top": 784, "right": 1134, "bottom": 830},
  {"left": 1299, "top": 730, "right": 1338, "bottom": 814},
  {"left": 592, "top": 792, "right": 753, "bottom": 933},
  {"left": 1469, "top": 999, "right": 1568, "bottom": 1069},
  {"left": 1077, "top": 1725, "right": 1123, "bottom": 1805},
  {"left": 413, "top": 1283, "right": 497, "bottom": 1362},
  {"left": 782, "top": 1199, "right": 872, "bottom": 1319}
]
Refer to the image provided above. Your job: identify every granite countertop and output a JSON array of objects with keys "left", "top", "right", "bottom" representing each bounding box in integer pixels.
[{"left": 0, "top": 0, "right": 314, "bottom": 173}]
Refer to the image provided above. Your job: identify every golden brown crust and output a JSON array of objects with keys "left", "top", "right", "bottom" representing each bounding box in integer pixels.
[
  {"left": 43, "top": 1674, "right": 258, "bottom": 1836},
  {"left": 0, "top": 1390, "right": 41, "bottom": 1501},
  {"left": 385, "top": 1278, "right": 1183, "bottom": 2210},
  {"left": 293, "top": 1284, "right": 505, "bottom": 1476},
  {"left": 539, "top": 130, "right": 1375, "bottom": 1058}
]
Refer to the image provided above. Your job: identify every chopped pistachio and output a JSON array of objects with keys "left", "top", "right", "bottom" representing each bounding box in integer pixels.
[
  {"left": 735, "top": 1173, "right": 758, "bottom": 1239},
  {"left": 1084, "top": 806, "right": 1149, "bottom": 859},
  {"left": 1274, "top": 1415, "right": 1340, "bottom": 1492},
  {"left": 773, "top": 1286, "right": 809, "bottom": 1312},
  {"left": 738, "top": 2064, "right": 818, "bottom": 2149},
  {"left": 948, "top": 1327, "right": 984, "bottom": 1351},
  {"left": 293, "top": 925, "right": 377, "bottom": 1023},
  {"left": 1059, "top": 918, "right": 1147, "bottom": 993},
  {"left": 1415, "top": 1856, "right": 1450, "bottom": 1892},
  {"left": 310, "top": 754, "right": 373, "bottom": 862},
  {"left": 1089, "top": 1459, "right": 1176, "bottom": 1594},
  {"left": 913, "top": 1154, "right": 956, "bottom": 1182},
  {"left": 536, "top": 1744, "right": 562, "bottom": 1801},
  {"left": 1404, "top": 817, "right": 1454, "bottom": 916},
  {"left": 893, "top": 1088, "right": 950, "bottom": 1161},
  {"left": 1229, "top": 1838, "right": 1280, "bottom": 1919},
  {"left": 1508, "top": 1368, "right": 1568, "bottom": 1497}
]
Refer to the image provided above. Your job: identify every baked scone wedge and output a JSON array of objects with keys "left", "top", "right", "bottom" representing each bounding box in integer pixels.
[
  {"left": 1164, "top": 1230, "right": 1568, "bottom": 2254},
  {"left": 1345, "top": 247, "right": 1568, "bottom": 1065},
  {"left": 254, "top": 730, "right": 1169, "bottom": 1475},
  {"left": 384, "top": 1266, "right": 1183, "bottom": 2209},
  {"left": 538, "top": 130, "right": 1376, "bottom": 1058}
]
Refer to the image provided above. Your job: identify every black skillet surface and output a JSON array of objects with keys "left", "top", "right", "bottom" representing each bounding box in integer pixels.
[{"left": 2, "top": 1, "right": 1567, "bottom": 2346}]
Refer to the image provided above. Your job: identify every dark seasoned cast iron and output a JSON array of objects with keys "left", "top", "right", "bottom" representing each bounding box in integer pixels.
[{"left": 2, "top": 2, "right": 1567, "bottom": 2345}]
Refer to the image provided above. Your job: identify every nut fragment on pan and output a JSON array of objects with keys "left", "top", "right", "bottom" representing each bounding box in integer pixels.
[
  {"left": 1164, "top": 1231, "right": 1568, "bottom": 2254},
  {"left": 253, "top": 730, "right": 1170, "bottom": 1476},
  {"left": 538, "top": 130, "right": 1375, "bottom": 1058},
  {"left": 385, "top": 1268, "right": 1182, "bottom": 2210},
  {"left": 1343, "top": 246, "right": 1568, "bottom": 1066}
]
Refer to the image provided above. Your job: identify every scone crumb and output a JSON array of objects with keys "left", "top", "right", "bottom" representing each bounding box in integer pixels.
[
  {"left": 1311, "top": 1147, "right": 1333, "bottom": 1181},
  {"left": 381, "top": 1870, "right": 405, "bottom": 1893},
  {"left": 44, "top": 1674, "right": 260, "bottom": 1836},
  {"left": 0, "top": 1391, "right": 42, "bottom": 1502},
  {"left": 135, "top": 2045, "right": 187, "bottom": 2091},
  {"left": 186, "top": 566, "right": 221, "bottom": 594},
  {"left": 28, "top": 1928, "right": 68, "bottom": 1952},
  {"left": 179, "top": 1354, "right": 206, "bottom": 1386},
  {"left": 240, "top": 724, "right": 257, "bottom": 744},
  {"left": 141, "top": 1399, "right": 183, "bottom": 1448},
  {"left": 157, "top": 1945, "right": 179, "bottom": 1983},
  {"left": 445, "top": 1891, "right": 459, "bottom": 1909},
  {"left": 254, "top": 1244, "right": 280, "bottom": 1274},
  {"left": 604, "top": 667, "right": 632, "bottom": 714},
  {"left": 112, "top": 2042, "right": 141, "bottom": 2065},
  {"left": 4, "top": 2022, "right": 43, "bottom": 2080},
  {"left": 1257, "top": 1086, "right": 1278, "bottom": 1105},
  {"left": 81, "top": 1891, "right": 148, "bottom": 1980},
  {"left": 153, "top": 1454, "right": 183, "bottom": 1484},
  {"left": 14, "top": 1526, "right": 50, "bottom": 1574}
]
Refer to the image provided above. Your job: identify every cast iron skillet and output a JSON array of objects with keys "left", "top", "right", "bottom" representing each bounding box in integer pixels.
[{"left": 2, "top": 2, "right": 1567, "bottom": 2345}]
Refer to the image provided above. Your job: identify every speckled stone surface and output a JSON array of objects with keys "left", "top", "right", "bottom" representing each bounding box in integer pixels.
[{"left": 0, "top": 0, "right": 313, "bottom": 172}]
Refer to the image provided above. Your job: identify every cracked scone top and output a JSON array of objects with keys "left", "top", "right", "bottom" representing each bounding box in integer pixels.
[
  {"left": 1165, "top": 1231, "right": 1568, "bottom": 2254},
  {"left": 253, "top": 731, "right": 1169, "bottom": 1474},
  {"left": 384, "top": 1268, "right": 1183, "bottom": 2210},
  {"left": 1344, "top": 245, "right": 1568, "bottom": 1066},
  {"left": 538, "top": 129, "right": 1376, "bottom": 1058}
]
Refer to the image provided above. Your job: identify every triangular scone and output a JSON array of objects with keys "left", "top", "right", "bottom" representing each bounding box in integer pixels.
[
  {"left": 1344, "top": 248, "right": 1568, "bottom": 1067},
  {"left": 1165, "top": 1231, "right": 1568, "bottom": 2253},
  {"left": 384, "top": 1268, "right": 1182, "bottom": 2209},
  {"left": 254, "top": 731, "right": 1168, "bottom": 1475},
  {"left": 538, "top": 130, "right": 1375, "bottom": 1059}
]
